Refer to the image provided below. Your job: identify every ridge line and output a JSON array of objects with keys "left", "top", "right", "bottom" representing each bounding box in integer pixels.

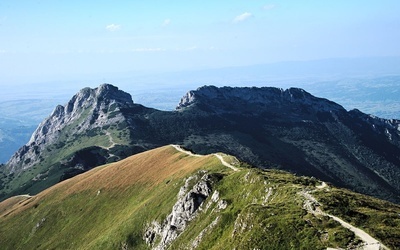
[{"left": 171, "top": 145, "right": 238, "bottom": 171}]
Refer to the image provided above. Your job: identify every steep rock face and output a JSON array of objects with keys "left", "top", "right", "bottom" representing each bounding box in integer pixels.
[
  {"left": 6, "top": 84, "right": 134, "bottom": 173},
  {"left": 144, "top": 172, "right": 214, "bottom": 250}
]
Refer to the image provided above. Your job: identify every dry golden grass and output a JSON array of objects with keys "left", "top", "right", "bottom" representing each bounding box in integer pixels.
[
  {"left": 0, "top": 196, "right": 32, "bottom": 217},
  {"left": 0, "top": 145, "right": 220, "bottom": 218}
]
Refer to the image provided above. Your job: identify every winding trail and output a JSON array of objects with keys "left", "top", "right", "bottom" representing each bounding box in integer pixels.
[
  {"left": 104, "top": 131, "right": 116, "bottom": 150},
  {"left": 213, "top": 154, "right": 239, "bottom": 171},
  {"left": 326, "top": 214, "right": 387, "bottom": 250},
  {"left": 96, "top": 130, "right": 118, "bottom": 158},
  {"left": 171, "top": 145, "right": 238, "bottom": 171},
  {"left": 301, "top": 184, "right": 389, "bottom": 250}
]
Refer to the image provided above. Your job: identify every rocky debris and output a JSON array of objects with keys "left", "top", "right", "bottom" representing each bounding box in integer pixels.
[
  {"left": 232, "top": 212, "right": 255, "bottom": 238},
  {"left": 262, "top": 187, "right": 273, "bottom": 206},
  {"left": 144, "top": 173, "right": 213, "bottom": 250},
  {"left": 31, "top": 217, "right": 46, "bottom": 234},
  {"left": 36, "top": 217, "right": 46, "bottom": 228},
  {"left": 188, "top": 216, "right": 220, "bottom": 250},
  {"left": 299, "top": 190, "right": 322, "bottom": 215},
  {"left": 211, "top": 191, "right": 228, "bottom": 210},
  {"left": 205, "top": 190, "right": 228, "bottom": 212}
]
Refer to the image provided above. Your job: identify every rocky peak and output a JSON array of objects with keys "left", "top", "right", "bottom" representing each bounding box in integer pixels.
[
  {"left": 6, "top": 84, "right": 134, "bottom": 173},
  {"left": 27, "top": 84, "right": 133, "bottom": 144},
  {"left": 176, "top": 85, "right": 345, "bottom": 113}
]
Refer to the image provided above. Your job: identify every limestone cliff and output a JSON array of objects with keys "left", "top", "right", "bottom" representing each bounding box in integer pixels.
[{"left": 6, "top": 84, "right": 134, "bottom": 173}]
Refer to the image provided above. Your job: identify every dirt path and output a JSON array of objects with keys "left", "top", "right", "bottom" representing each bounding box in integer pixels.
[
  {"left": 171, "top": 145, "right": 203, "bottom": 157},
  {"left": 326, "top": 214, "right": 386, "bottom": 250},
  {"left": 213, "top": 153, "right": 239, "bottom": 171},
  {"left": 171, "top": 145, "right": 238, "bottom": 171},
  {"left": 95, "top": 130, "right": 118, "bottom": 158},
  {"left": 300, "top": 186, "right": 389, "bottom": 250},
  {"left": 104, "top": 131, "right": 116, "bottom": 150}
]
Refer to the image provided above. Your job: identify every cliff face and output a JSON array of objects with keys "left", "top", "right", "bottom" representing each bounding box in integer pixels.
[{"left": 6, "top": 84, "right": 134, "bottom": 173}]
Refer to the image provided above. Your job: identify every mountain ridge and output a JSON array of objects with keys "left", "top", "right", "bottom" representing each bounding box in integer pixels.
[
  {"left": 1, "top": 145, "right": 399, "bottom": 249},
  {"left": 1, "top": 84, "right": 400, "bottom": 205},
  {"left": 177, "top": 85, "right": 345, "bottom": 114}
]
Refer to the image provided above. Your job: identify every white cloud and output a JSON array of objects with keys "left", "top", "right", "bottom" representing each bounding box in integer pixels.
[
  {"left": 162, "top": 19, "right": 171, "bottom": 27},
  {"left": 182, "top": 46, "right": 197, "bottom": 51},
  {"left": 0, "top": 50, "right": 6, "bottom": 54},
  {"left": 131, "top": 48, "right": 166, "bottom": 52},
  {"left": 105, "top": 24, "right": 121, "bottom": 32},
  {"left": 233, "top": 12, "right": 253, "bottom": 23},
  {"left": 173, "top": 46, "right": 199, "bottom": 52},
  {"left": 263, "top": 4, "right": 276, "bottom": 10}
]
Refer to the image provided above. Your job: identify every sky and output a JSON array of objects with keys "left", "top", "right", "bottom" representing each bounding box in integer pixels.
[{"left": 0, "top": 0, "right": 400, "bottom": 85}]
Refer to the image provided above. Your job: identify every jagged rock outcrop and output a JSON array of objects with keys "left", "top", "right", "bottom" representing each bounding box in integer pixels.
[
  {"left": 6, "top": 84, "right": 134, "bottom": 173},
  {"left": 144, "top": 173, "right": 213, "bottom": 250}
]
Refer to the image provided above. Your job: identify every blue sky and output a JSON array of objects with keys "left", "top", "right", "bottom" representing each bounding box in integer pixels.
[{"left": 1, "top": 0, "right": 399, "bottom": 85}]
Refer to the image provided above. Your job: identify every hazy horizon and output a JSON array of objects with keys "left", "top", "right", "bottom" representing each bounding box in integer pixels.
[{"left": 1, "top": 1, "right": 400, "bottom": 87}]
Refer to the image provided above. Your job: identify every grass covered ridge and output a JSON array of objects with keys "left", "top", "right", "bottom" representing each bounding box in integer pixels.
[
  {"left": 0, "top": 146, "right": 224, "bottom": 249},
  {"left": 1, "top": 145, "right": 399, "bottom": 250}
]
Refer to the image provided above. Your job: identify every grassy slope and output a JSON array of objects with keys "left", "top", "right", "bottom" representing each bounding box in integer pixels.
[
  {"left": 0, "top": 145, "right": 399, "bottom": 250},
  {"left": 0, "top": 121, "right": 131, "bottom": 199},
  {"left": 0, "top": 146, "right": 224, "bottom": 249}
]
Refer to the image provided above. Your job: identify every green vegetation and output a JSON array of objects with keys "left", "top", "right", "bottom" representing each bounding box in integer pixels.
[
  {"left": 0, "top": 120, "right": 131, "bottom": 200},
  {"left": 314, "top": 186, "right": 400, "bottom": 249},
  {"left": 1, "top": 146, "right": 398, "bottom": 249},
  {"left": 169, "top": 169, "right": 359, "bottom": 250}
]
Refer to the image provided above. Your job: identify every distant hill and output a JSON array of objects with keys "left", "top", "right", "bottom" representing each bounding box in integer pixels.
[
  {"left": 1, "top": 84, "right": 400, "bottom": 205},
  {"left": 1, "top": 146, "right": 398, "bottom": 249}
]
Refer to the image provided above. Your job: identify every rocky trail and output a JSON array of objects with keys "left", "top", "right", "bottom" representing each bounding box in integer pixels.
[
  {"left": 104, "top": 131, "right": 116, "bottom": 150},
  {"left": 301, "top": 183, "right": 389, "bottom": 250},
  {"left": 96, "top": 130, "right": 118, "bottom": 159},
  {"left": 171, "top": 145, "right": 238, "bottom": 171}
]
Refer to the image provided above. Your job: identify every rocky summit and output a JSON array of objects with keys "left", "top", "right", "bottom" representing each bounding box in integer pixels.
[
  {"left": 1, "top": 84, "right": 400, "bottom": 205},
  {"left": 6, "top": 84, "right": 133, "bottom": 173}
]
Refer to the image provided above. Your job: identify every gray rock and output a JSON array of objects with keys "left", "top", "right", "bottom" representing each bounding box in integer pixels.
[
  {"left": 6, "top": 84, "right": 134, "bottom": 173},
  {"left": 144, "top": 173, "right": 213, "bottom": 250}
]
